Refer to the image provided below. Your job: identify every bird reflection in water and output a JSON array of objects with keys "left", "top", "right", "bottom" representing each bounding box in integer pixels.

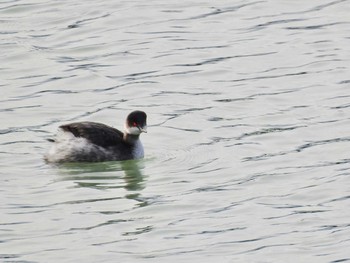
[
  {"left": 121, "top": 160, "right": 148, "bottom": 206},
  {"left": 55, "top": 159, "right": 146, "bottom": 195}
]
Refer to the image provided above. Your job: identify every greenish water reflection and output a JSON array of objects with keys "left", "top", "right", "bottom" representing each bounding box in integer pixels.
[{"left": 55, "top": 160, "right": 146, "bottom": 193}]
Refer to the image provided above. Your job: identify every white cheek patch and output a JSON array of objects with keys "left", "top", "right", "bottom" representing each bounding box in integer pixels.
[{"left": 124, "top": 124, "right": 141, "bottom": 135}]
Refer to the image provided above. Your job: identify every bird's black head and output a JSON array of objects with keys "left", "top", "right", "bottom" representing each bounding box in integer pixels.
[{"left": 125, "top": 110, "right": 147, "bottom": 135}]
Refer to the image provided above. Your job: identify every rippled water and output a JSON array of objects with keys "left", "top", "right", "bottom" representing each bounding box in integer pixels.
[{"left": 1, "top": 0, "right": 350, "bottom": 262}]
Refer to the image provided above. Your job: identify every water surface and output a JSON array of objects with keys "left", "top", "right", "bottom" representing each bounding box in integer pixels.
[{"left": 1, "top": 0, "right": 350, "bottom": 262}]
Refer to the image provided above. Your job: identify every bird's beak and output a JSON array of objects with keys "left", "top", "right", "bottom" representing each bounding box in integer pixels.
[{"left": 138, "top": 126, "right": 147, "bottom": 133}]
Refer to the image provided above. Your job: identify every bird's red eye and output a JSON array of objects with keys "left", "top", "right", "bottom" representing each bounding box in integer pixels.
[{"left": 132, "top": 122, "right": 137, "bottom": 127}]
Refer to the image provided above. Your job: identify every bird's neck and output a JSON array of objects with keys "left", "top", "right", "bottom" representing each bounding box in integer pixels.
[{"left": 123, "top": 133, "right": 140, "bottom": 145}]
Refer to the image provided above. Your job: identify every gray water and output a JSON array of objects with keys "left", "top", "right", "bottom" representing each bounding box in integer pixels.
[{"left": 1, "top": 0, "right": 350, "bottom": 262}]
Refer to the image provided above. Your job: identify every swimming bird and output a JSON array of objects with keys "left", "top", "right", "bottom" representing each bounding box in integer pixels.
[{"left": 45, "top": 110, "right": 147, "bottom": 163}]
